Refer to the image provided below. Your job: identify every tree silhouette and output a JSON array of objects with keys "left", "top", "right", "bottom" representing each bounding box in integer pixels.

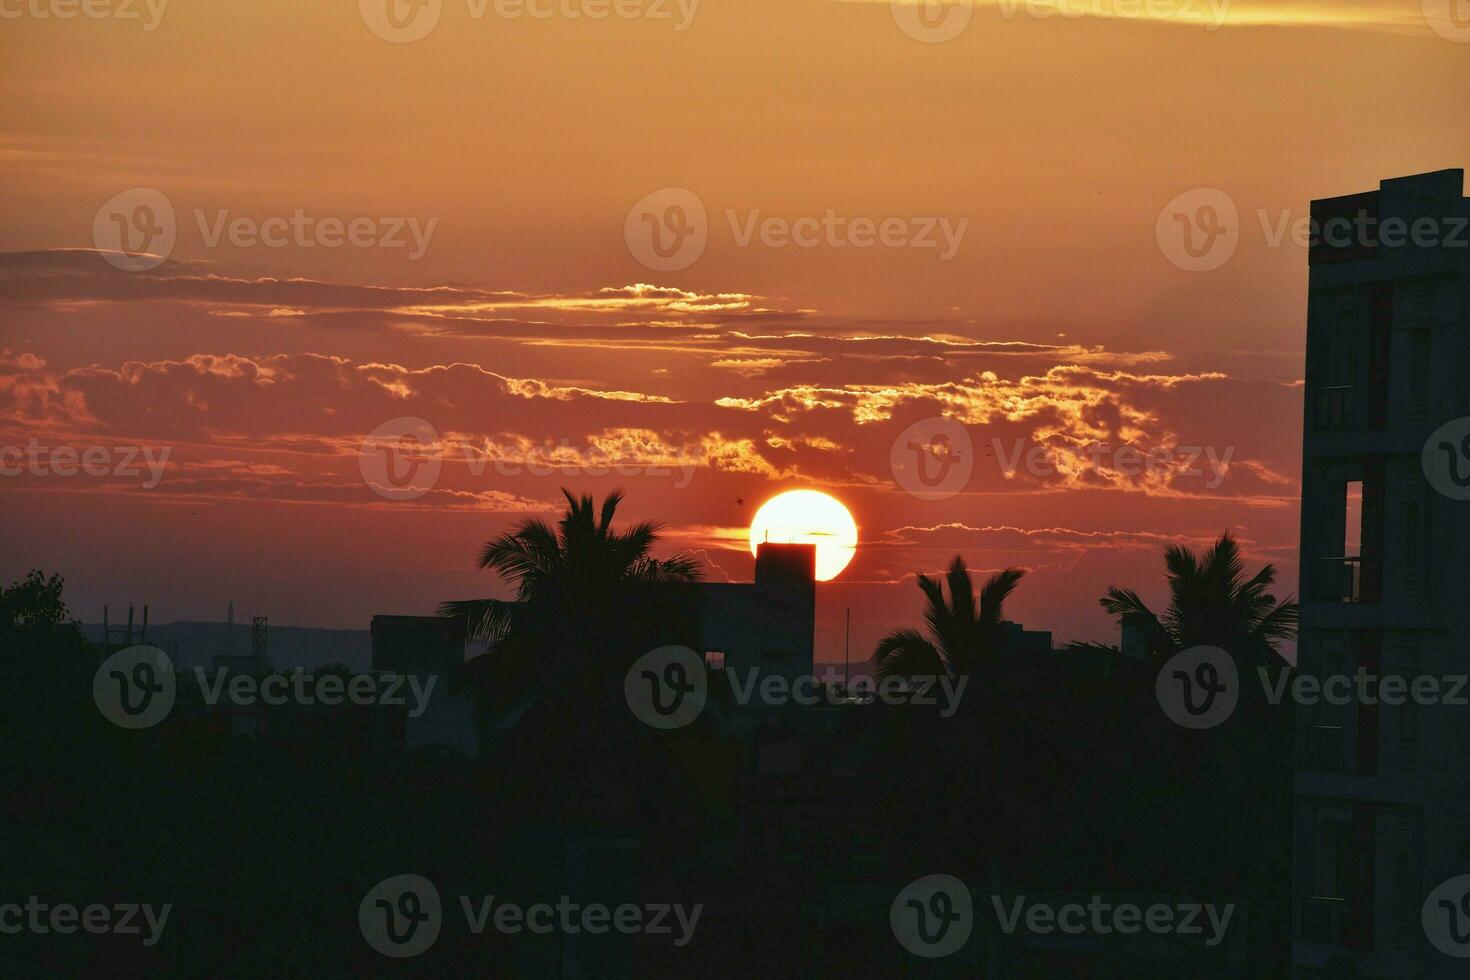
[
  {"left": 439, "top": 490, "right": 705, "bottom": 831},
  {"left": 866, "top": 558, "right": 1033, "bottom": 878},
  {"left": 1098, "top": 530, "right": 1297, "bottom": 663},
  {"left": 0, "top": 569, "right": 79, "bottom": 636},
  {"left": 440, "top": 488, "right": 701, "bottom": 710},
  {"left": 871, "top": 556, "right": 1024, "bottom": 679}
]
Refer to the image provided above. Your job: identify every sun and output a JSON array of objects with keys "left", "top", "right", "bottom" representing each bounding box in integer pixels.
[{"left": 748, "top": 489, "right": 858, "bottom": 582}]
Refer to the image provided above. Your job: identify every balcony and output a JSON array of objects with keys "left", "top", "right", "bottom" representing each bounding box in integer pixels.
[
  {"left": 1301, "top": 724, "right": 1345, "bottom": 773},
  {"left": 1313, "top": 386, "right": 1353, "bottom": 431},
  {"left": 1312, "top": 556, "right": 1365, "bottom": 603},
  {"left": 1301, "top": 895, "right": 1348, "bottom": 945}
]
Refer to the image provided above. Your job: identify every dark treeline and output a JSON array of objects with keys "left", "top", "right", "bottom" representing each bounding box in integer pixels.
[{"left": 2, "top": 496, "right": 1304, "bottom": 977}]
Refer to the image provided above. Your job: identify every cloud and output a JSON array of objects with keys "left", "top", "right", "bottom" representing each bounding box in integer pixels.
[
  {"left": 864, "top": 0, "right": 1428, "bottom": 33},
  {"left": 0, "top": 251, "right": 1302, "bottom": 510},
  {"left": 0, "top": 339, "right": 1299, "bottom": 504},
  {"left": 0, "top": 251, "right": 1173, "bottom": 371}
]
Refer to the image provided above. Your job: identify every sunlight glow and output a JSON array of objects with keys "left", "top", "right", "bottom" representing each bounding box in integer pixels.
[{"left": 748, "top": 489, "right": 858, "bottom": 581}]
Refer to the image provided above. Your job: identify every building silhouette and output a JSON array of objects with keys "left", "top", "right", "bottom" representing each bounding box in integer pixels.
[
  {"left": 1294, "top": 169, "right": 1470, "bottom": 977},
  {"left": 371, "top": 613, "right": 480, "bottom": 756}
]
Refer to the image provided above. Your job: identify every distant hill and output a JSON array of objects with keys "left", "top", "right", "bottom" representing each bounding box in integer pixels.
[{"left": 81, "top": 621, "right": 371, "bottom": 673}]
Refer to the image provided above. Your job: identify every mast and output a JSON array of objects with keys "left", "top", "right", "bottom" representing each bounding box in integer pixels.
[{"left": 843, "top": 607, "right": 851, "bottom": 689}]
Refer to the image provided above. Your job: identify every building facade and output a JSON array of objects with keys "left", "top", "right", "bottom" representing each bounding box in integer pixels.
[{"left": 1293, "top": 169, "right": 1470, "bottom": 978}]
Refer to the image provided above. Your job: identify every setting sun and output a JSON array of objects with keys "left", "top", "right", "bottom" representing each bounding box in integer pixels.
[{"left": 748, "top": 489, "right": 858, "bottom": 582}]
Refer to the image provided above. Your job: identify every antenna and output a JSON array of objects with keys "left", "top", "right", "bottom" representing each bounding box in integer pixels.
[
  {"left": 844, "top": 607, "right": 851, "bottom": 690},
  {"left": 102, "top": 602, "right": 147, "bottom": 651}
]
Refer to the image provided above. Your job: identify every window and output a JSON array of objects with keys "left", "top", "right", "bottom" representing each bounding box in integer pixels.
[
  {"left": 1303, "top": 810, "right": 1353, "bottom": 945},
  {"left": 1313, "top": 308, "right": 1357, "bottom": 430},
  {"left": 1303, "top": 639, "right": 1347, "bottom": 772},
  {"left": 1344, "top": 480, "right": 1363, "bottom": 557},
  {"left": 1330, "top": 309, "right": 1357, "bottom": 386},
  {"left": 1397, "top": 638, "right": 1419, "bottom": 748},
  {"left": 1404, "top": 502, "right": 1420, "bottom": 566},
  {"left": 1314, "top": 480, "right": 1365, "bottom": 603},
  {"left": 1409, "top": 329, "right": 1430, "bottom": 422},
  {"left": 1303, "top": 804, "right": 1375, "bottom": 950},
  {"left": 1357, "top": 632, "right": 1382, "bottom": 777},
  {"left": 1381, "top": 809, "right": 1421, "bottom": 954}
]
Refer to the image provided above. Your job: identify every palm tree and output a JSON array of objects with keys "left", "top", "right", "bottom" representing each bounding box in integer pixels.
[
  {"left": 867, "top": 558, "right": 1036, "bottom": 877},
  {"left": 439, "top": 489, "right": 701, "bottom": 707},
  {"left": 1097, "top": 530, "right": 1297, "bottom": 663},
  {"left": 438, "top": 490, "right": 704, "bottom": 829},
  {"left": 1095, "top": 532, "right": 1298, "bottom": 906},
  {"left": 872, "top": 557, "right": 1025, "bottom": 680}
]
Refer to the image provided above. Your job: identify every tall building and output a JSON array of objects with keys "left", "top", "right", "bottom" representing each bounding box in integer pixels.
[{"left": 1293, "top": 169, "right": 1470, "bottom": 978}]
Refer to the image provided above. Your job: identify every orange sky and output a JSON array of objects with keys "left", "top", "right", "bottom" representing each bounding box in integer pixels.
[{"left": 2, "top": 0, "right": 1468, "bottom": 651}]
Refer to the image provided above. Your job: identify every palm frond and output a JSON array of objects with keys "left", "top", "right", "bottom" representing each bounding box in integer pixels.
[
  {"left": 872, "top": 627, "right": 947, "bottom": 680},
  {"left": 598, "top": 489, "right": 625, "bottom": 534},
  {"left": 945, "top": 557, "right": 976, "bottom": 628},
  {"left": 1098, "top": 586, "right": 1154, "bottom": 620},
  {"left": 978, "top": 568, "right": 1025, "bottom": 628},
  {"left": 438, "top": 597, "right": 518, "bottom": 645}
]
